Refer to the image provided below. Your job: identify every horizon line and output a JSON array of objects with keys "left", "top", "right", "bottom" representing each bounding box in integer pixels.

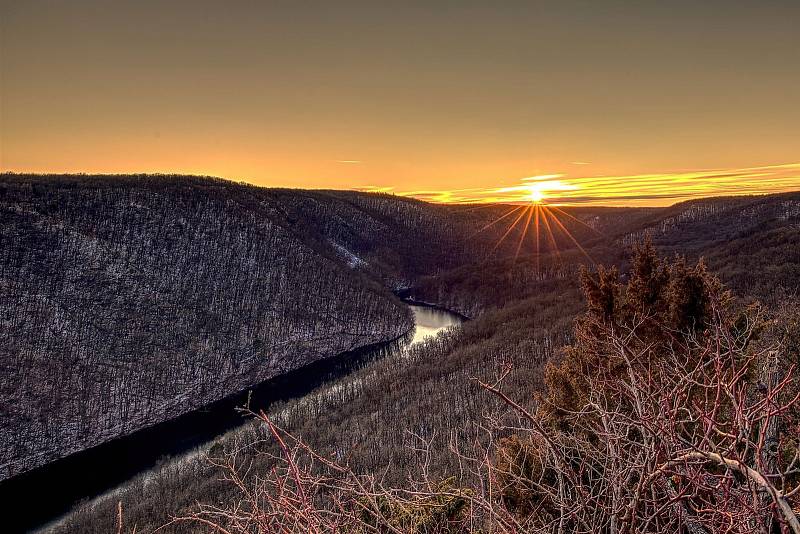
[{"left": 2, "top": 167, "right": 799, "bottom": 209}]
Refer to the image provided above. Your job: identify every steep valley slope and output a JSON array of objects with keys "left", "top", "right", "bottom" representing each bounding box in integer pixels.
[
  {"left": 0, "top": 175, "right": 432, "bottom": 480},
  {"left": 3, "top": 173, "right": 609, "bottom": 481}
]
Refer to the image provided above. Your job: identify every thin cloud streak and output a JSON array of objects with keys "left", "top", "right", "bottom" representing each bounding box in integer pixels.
[
  {"left": 521, "top": 174, "right": 565, "bottom": 182},
  {"left": 377, "top": 163, "right": 800, "bottom": 206}
]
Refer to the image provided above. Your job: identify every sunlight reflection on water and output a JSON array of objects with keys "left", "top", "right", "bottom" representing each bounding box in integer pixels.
[{"left": 408, "top": 304, "right": 463, "bottom": 345}]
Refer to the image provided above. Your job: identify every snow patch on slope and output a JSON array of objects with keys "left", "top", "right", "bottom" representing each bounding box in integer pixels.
[{"left": 330, "top": 241, "right": 367, "bottom": 268}]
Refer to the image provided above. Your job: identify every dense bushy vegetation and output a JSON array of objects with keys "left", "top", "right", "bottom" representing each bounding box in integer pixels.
[{"left": 492, "top": 244, "right": 800, "bottom": 532}]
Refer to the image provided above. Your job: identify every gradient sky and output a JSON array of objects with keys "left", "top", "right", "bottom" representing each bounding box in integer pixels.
[{"left": 2, "top": 1, "right": 798, "bottom": 205}]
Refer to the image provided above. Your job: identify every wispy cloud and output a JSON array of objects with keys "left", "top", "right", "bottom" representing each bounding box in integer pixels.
[
  {"left": 521, "top": 174, "right": 565, "bottom": 182},
  {"left": 368, "top": 163, "right": 800, "bottom": 206},
  {"left": 336, "top": 160, "right": 362, "bottom": 164}
]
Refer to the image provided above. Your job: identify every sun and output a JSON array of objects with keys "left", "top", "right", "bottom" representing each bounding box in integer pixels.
[{"left": 529, "top": 186, "right": 545, "bottom": 204}]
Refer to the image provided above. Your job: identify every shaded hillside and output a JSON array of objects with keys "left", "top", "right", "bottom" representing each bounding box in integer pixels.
[
  {"left": 0, "top": 174, "right": 422, "bottom": 480},
  {"left": 621, "top": 191, "right": 800, "bottom": 300},
  {"left": 407, "top": 192, "right": 800, "bottom": 314},
  {"left": 254, "top": 189, "right": 489, "bottom": 283}
]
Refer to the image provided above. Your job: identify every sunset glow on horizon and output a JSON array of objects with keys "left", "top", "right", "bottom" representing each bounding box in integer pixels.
[
  {"left": 356, "top": 163, "right": 800, "bottom": 206},
  {"left": 2, "top": 1, "right": 798, "bottom": 206},
  {"left": 4, "top": 162, "right": 797, "bottom": 208}
]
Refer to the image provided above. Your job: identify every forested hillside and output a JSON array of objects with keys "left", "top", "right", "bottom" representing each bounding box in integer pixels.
[
  {"left": 0, "top": 174, "right": 441, "bottom": 480},
  {"left": 53, "top": 195, "right": 800, "bottom": 533},
  {"left": 4, "top": 173, "right": 628, "bottom": 483},
  {"left": 3, "top": 174, "right": 798, "bottom": 533},
  {"left": 407, "top": 191, "right": 800, "bottom": 315},
  {"left": 623, "top": 192, "right": 800, "bottom": 300}
]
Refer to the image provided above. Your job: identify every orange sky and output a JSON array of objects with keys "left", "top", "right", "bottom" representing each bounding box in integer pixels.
[{"left": 2, "top": 1, "right": 798, "bottom": 205}]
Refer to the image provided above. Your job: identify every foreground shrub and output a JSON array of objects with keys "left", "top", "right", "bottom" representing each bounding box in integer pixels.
[{"left": 490, "top": 242, "right": 800, "bottom": 533}]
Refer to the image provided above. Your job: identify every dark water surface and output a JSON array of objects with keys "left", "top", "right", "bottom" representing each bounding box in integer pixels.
[{"left": 0, "top": 303, "right": 462, "bottom": 533}]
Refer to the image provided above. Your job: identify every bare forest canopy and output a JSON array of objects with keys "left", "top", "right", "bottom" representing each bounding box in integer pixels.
[
  {"left": 1, "top": 174, "right": 799, "bottom": 533},
  {"left": 2, "top": 172, "right": 627, "bottom": 480}
]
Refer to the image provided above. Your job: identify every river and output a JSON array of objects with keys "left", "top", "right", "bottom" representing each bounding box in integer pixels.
[{"left": 1, "top": 302, "right": 462, "bottom": 533}]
